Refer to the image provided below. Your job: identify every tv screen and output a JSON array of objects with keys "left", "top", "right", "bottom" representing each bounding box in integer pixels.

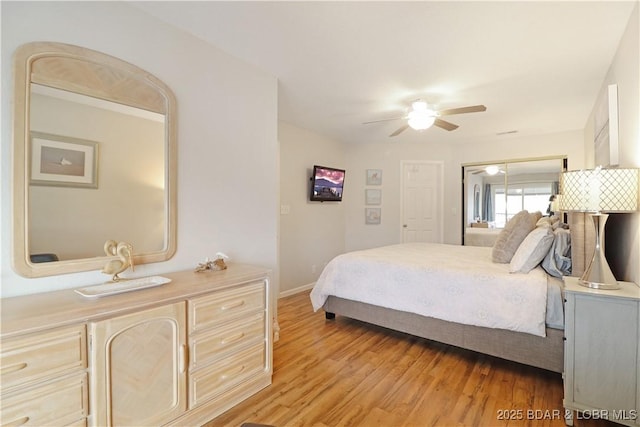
[{"left": 310, "top": 165, "right": 345, "bottom": 202}]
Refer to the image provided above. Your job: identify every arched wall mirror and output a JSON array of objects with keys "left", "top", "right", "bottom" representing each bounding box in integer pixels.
[
  {"left": 12, "top": 42, "right": 177, "bottom": 278},
  {"left": 462, "top": 156, "right": 567, "bottom": 247}
]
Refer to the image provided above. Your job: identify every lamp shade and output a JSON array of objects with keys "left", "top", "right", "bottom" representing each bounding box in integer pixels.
[{"left": 559, "top": 168, "right": 639, "bottom": 212}]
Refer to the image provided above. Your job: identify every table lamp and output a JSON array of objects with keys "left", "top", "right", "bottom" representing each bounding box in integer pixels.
[{"left": 559, "top": 167, "right": 639, "bottom": 289}]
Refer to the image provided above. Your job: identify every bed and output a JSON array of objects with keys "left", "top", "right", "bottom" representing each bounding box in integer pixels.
[
  {"left": 310, "top": 211, "right": 584, "bottom": 373},
  {"left": 465, "top": 226, "right": 501, "bottom": 247}
]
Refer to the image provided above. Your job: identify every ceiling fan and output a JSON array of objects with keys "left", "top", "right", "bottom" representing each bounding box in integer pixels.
[
  {"left": 363, "top": 100, "right": 486, "bottom": 137},
  {"left": 471, "top": 165, "right": 505, "bottom": 175}
]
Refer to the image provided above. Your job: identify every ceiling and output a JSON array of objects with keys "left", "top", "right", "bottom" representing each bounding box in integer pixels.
[{"left": 132, "top": 1, "right": 636, "bottom": 145}]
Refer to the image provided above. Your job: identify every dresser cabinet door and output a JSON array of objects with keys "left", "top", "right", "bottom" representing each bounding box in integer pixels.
[
  {"left": 570, "top": 294, "right": 638, "bottom": 413},
  {"left": 89, "top": 302, "right": 187, "bottom": 426}
]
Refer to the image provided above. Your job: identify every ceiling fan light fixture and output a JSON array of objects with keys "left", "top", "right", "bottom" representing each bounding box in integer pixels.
[
  {"left": 407, "top": 101, "right": 436, "bottom": 130},
  {"left": 365, "top": 100, "right": 485, "bottom": 137},
  {"left": 485, "top": 165, "right": 500, "bottom": 175},
  {"left": 408, "top": 112, "right": 435, "bottom": 130}
]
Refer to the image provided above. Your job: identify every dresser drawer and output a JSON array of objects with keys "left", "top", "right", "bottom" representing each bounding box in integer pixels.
[
  {"left": 1, "top": 372, "right": 88, "bottom": 426},
  {"left": 1, "top": 324, "right": 87, "bottom": 390},
  {"left": 189, "top": 343, "right": 265, "bottom": 407},
  {"left": 188, "top": 281, "right": 265, "bottom": 333},
  {"left": 190, "top": 312, "right": 264, "bottom": 370}
]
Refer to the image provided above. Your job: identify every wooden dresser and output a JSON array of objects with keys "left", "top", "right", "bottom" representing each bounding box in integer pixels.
[{"left": 0, "top": 265, "right": 272, "bottom": 427}]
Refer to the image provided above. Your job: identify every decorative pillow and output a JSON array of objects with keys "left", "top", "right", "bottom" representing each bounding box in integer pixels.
[
  {"left": 530, "top": 211, "right": 543, "bottom": 224},
  {"left": 492, "top": 210, "right": 536, "bottom": 263},
  {"left": 510, "top": 226, "right": 555, "bottom": 273},
  {"left": 536, "top": 215, "right": 560, "bottom": 228}
]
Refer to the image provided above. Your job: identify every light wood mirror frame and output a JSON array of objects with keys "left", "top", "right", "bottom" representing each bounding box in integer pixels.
[{"left": 12, "top": 42, "right": 177, "bottom": 278}]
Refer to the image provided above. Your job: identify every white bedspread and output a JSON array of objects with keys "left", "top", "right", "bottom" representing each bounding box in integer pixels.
[{"left": 310, "top": 243, "right": 549, "bottom": 337}]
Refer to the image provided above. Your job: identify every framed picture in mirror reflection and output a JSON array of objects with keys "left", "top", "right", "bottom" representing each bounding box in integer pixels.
[{"left": 30, "top": 132, "right": 98, "bottom": 188}]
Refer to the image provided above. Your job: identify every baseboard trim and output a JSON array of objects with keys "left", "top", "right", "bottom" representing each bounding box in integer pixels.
[{"left": 279, "top": 282, "right": 315, "bottom": 298}]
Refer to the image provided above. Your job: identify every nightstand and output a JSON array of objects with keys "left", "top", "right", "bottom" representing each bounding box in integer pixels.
[{"left": 563, "top": 276, "right": 640, "bottom": 426}]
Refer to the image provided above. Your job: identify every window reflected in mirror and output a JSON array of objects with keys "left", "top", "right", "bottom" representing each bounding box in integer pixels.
[{"left": 462, "top": 157, "right": 567, "bottom": 246}]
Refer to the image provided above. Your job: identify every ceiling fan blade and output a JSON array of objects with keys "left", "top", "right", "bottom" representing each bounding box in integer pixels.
[
  {"left": 471, "top": 168, "right": 504, "bottom": 175},
  {"left": 434, "top": 118, "right": 459, "bottom": 131},
  {"left": 389, "top": 124, "right": 409, "bottom": 137},
  {"left": 362, "top": 116, "right": 404, "bottom": 125},
  {"left": 438, "top": 105, "right": 486, "bottom": 116}
]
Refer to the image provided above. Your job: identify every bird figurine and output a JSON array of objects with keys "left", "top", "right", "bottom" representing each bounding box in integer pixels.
[{"left": 102, "top": 240, "right": 134, "bottom": 282}]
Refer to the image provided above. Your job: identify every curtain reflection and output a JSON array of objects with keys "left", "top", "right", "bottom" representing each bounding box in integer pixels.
[{"left": 482, "top": 183, "right": 493, "bottom": 222}]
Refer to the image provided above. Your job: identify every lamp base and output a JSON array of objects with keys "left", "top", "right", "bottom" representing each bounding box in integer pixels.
[
  {"left": 578, "top": 279, "right": 621, "bottom": 290},
  {"left": 578, "top": 213, "right": 620, "bottom": 290}
]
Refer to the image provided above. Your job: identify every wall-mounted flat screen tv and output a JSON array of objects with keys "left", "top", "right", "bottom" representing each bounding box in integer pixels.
[{"left": 310, "top": 165, "right": 345, "bottom": 202}]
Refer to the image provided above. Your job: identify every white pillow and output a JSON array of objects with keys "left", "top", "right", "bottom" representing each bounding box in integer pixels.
[{"left": 510, "top": 226, "right": 555, "bottom": 273}]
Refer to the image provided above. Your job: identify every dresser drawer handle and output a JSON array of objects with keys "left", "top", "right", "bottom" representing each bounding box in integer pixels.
[
  {"left": 220, "top": 364, "right": 246, "bottom": 380},
  {"left": 0, "top": 362, "right": 28, "bottom": 375},
  {"left": 4, "top": 416, "right": 30, "bottom": 426},
  {"left": 179, "top": 344, "right": 188, "bottom": 374},
  {"left": 220, "top": 300, "right": 245, "bottom": 311},
  {"left": 220, "top": 332, "right": 245, "bottom": 346}
]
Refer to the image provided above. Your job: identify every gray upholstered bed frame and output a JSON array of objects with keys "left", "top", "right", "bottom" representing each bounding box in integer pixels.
[
  {"left": 323, "top": 296, "right": 564, "bottom": 372},
  {"left": 321, "top": 213, "right": 592, "bottom": 374}
]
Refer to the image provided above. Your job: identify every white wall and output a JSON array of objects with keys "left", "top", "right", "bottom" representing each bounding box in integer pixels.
[
  {"left": 343, "top": 130, "right": 584, "bottom": 249},
  {"left": 585, "top": 3, "right": 639, "bottom": 284},
  {"left": 343, "top": 139, "right": 454, "bottom": 250},
  {"left": 278, "top": 122, "right": 345, "bottom": 294},
  {"left": 1, "top": 2, "right": 279, "bottom": 297}
]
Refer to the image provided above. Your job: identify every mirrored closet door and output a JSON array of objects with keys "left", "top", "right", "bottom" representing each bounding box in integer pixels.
[{"left": 462, "top": 157, "right": 567, "bottom": 246}]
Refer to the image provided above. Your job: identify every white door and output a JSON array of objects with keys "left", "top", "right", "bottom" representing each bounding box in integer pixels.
[{"left": 401, "top": 161, "right": 443, "bottom": 243}]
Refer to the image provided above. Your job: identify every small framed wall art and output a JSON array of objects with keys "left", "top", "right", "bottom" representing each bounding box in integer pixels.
[
  {"left": 365, "top": 208, "right": 381, "bottom": 225},
  {"left": 30, "top": 131, "right": 99, "bottom": 188},
  {"left": 365, "top": 189, "right": 382, "bottom": 205},
  {"left": 366, "top": 169, "right": 382, "bottom": 186}
]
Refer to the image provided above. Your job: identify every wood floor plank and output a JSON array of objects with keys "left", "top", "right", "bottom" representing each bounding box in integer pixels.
[{"left": 204, "top": 291, "right": 617, "bottom": 427}]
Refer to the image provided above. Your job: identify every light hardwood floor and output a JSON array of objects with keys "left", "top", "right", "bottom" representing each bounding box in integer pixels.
[{"left": 205, "top": 291, "right": 616, "bottom": 427}]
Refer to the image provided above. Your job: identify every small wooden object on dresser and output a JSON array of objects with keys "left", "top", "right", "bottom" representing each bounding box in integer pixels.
[
  {"left": 0, "top": 264, "right": 272, "bottom": 427},
  {"left": 563, "top": 276, "right": 640, "bottom": 426}
]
